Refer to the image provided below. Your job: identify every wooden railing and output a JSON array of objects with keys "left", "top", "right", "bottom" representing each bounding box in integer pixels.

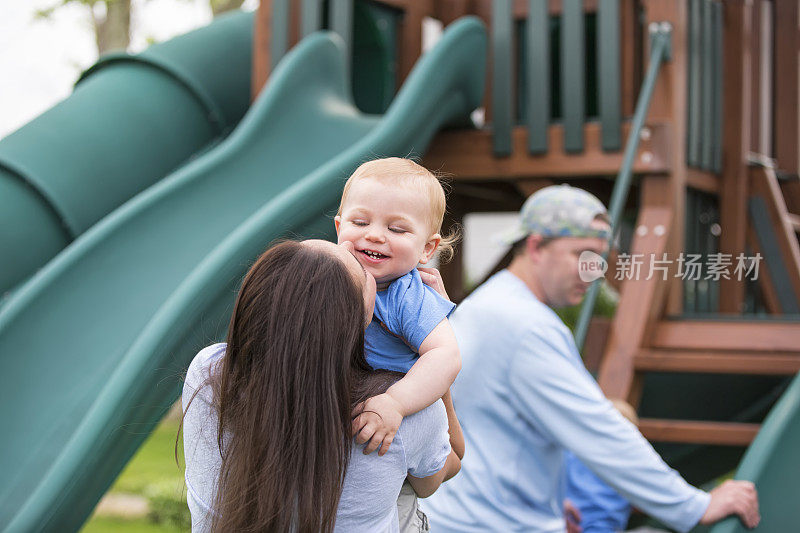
[{"left": 252, "top": 1, "right": 642, "bottom": 152}]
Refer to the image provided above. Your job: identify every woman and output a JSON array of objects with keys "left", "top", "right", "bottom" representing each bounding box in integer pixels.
[{"left": 182, "top": 239, "right": 461, "bottom": 532}]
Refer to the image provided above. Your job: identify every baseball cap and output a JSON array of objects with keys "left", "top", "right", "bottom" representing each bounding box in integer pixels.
[{"left": 495, "top": 184, "right": 611, "bottom": 245}]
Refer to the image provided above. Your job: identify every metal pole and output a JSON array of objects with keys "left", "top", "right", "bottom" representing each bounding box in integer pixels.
[{"left": 574, "top": 23, "right": 673, "bottom": 351}]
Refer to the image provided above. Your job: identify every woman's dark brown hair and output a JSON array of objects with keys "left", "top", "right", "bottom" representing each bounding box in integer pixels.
[{"left": 207, "top": 240, "right": 372, "bottom": 532}]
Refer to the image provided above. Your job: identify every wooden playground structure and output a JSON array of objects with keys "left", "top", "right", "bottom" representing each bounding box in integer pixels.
[{"left": 253, "top": 0, "right": 800, "bottom": 483}]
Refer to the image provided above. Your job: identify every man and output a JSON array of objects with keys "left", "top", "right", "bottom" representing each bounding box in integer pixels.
[{"left": 422, "top": 185, "right": 759, "bottom": 532}]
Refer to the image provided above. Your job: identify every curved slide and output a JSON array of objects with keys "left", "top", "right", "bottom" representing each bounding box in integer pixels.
[
  {"left": 0, "top": 18, "right": 486, "bottom": 532},
  {"left": 709, "top": 370, "right": 800, "bottom": 533},
  {"left": 0, "top": 11, "right": 253, "bottom": 296}
]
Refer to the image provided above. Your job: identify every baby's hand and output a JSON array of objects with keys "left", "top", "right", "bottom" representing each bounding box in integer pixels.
[
  {"left": 417, "top": 267, "right": 450, "bottom": 300},
  {"left": 351, "top": 393, "right": 405, "bottom": 456}
]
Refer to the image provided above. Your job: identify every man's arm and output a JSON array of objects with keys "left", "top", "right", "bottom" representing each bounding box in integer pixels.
[{"left": 508, "top": 327, "right": 710, "bottom": 533}]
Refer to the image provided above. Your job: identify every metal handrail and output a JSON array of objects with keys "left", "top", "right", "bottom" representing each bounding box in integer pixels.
[{"left": 574, "top": 22, "right": 673, "bottom": 351}]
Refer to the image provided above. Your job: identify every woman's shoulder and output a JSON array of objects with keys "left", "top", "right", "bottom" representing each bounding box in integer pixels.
[
  {"left": 398, "top": 400, "right": 450, "bottom": 478},
  {"left": 185, "top": 343, "right": 226, "bottom": 391},
  {"left": 398, "top": 400, "right": 448, "bottom": 446}
]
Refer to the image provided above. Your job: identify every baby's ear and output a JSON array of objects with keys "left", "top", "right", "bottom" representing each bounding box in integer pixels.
[
  {"left": 334, "top": 216, "right": 342, "bottom": 235},
  {"left": 419, "top": 233, "right": 442, "bottom": 264}
]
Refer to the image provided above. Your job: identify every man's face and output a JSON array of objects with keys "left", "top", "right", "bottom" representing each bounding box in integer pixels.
[{"left": 532, "top": 219, "right": 610, "bottom": 309}]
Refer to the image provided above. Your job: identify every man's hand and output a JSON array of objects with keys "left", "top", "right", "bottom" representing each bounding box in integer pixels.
[
  {"left": 351, "top": 393, "right": 404, "bottom": 456},
  {"left": 563, "top": 499, "right": 582, "bottom": 533},
  {"left": 699, "top": 479, "right": 760, "bottom": 529},
  {"left": 418, "top": 267, "right": 450, "bottom": 301}
]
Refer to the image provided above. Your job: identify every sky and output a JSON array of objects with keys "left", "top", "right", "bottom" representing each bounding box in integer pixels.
[{"left": 0, "top": 0, "right": 507, "bottom": 279}]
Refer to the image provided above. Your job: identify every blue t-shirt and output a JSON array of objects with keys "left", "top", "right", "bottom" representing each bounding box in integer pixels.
[
  {"left": 365, "top": 269, "right": 456, "bottom": 372},
  {"left": 565, "top": 451, "right": 632, "bottom": 533}
]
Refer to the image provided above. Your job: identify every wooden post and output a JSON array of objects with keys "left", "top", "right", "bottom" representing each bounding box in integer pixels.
[
  {"left": 642, "top": 0, "right": 689, "bottom": 316},
  {"left": 718, "top": 0, "right": 753, "bottom": 313},
  {"left": 438, "top": 196, "right": 466, "bottom": 303},
  {"left": 252, "top": 0, "right": 273, "bottom": 99},
  {"left": 598, "top": 176, "right": 673, "bottom": 402},
  {"left": 774, "top": 0, "right": 799, "bottom": 175},
  {"left": 434, "top": 0, "right": 473, "bottom": 27},
  {"left": 397, "top": 1, "right": 432, "bottom": 87},
  {"left": 621, "top": 0, "right": 640, "bottom": 117}
]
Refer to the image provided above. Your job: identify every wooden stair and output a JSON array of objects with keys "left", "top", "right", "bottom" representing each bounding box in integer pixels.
[
  {"left": 597, "top": 179, "right": 800, "bottom": 454},
  {"left": 630, "top": 320, "right": 800, "bottom": 447}
]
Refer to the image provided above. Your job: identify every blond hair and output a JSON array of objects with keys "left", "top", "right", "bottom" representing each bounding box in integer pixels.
[{"left": 337, "top": 157, "right": 460, "bottom": 262}]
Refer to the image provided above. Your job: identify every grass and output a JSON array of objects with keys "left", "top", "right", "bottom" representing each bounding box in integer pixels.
[
  {"left": 82, "top": 516, "right": 183, "bottom": 533},
  {"left": 111, "top": 416, "right": 184, "bottom": 494},
  {"left": 81, "top": 410, "right": 188, "bottom": 533}
]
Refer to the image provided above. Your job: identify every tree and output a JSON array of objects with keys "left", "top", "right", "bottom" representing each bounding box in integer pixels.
[{"left": 36, "top": 0, "right": 246, "bottom": 56}]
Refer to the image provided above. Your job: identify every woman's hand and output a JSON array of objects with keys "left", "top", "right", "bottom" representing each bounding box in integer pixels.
[
  {"left": 351, "top": 393, "right": 405, "bottom": 456},
  {"left": 418, "top": 267, "right": 450, "bottom": 301}
]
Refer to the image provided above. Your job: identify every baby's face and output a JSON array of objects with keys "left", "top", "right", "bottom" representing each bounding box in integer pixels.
[{"left": 335, "top": 179, "right": 439, "bottom": 289}]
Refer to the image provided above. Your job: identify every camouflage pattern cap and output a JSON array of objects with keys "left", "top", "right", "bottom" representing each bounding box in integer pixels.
[{"left": 495, "top": 184, "right": 610, "bottom": 244}]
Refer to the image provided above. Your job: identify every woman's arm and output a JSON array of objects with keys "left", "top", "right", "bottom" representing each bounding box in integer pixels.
[
  {"left": 442, "top": 390, "right": 464, "bottom": 460},
  {"left": 406, "top": 450, "right": 461, "bottom": 498}
]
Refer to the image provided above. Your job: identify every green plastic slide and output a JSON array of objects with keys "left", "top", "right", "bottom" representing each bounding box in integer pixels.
[
  {"left": 0, "top": 11, "right": 253, "bottom": 296},
  {"left": 0, "top": 17, "right": 486, "bottom": 532},
  {"left": 708, "top": 371, "right": 800, "bottom": 533}
]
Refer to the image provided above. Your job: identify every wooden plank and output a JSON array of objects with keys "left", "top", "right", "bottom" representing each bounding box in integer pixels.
[
  {"left": 788, "top": 213, "right": 800, "bottom": 232},
  {"left": 252, "top": 0, "right": 273, "bottom": 99},
  {"left": 301, "top": 0, "right": 322, "bottom": 38},
  {"left": 746, "top": 223, "right": 783, "bottom": 314},
  {"left": 620, "top": 0, "right": 637, "bottom": 117},
  {"left": 755, "top": 0, "right": 773, "bottom": 155},
  {"left": 750, "top": 195, "right": 800, "bottom": 312},
  {"left": 397, "top": 1, "right": 430, "bottom": 86},
  {"left": 473, "top": 0, "right": 600, "bottom": 18},
  {"left": 750, "top": 0, "right": 762, "bottom": 153},
  {"left": 635, "top": 350, "right": 800, "bottom": 375},
  {"left": 781, "top": 178, "right": 800, "bottom": 214},
  {"left": 597, "top": 198, "right": 673, "bottom": 400},
  {"left": 643, "top": 0, "right": 689, "bottom": 316},
  {"left": 492, "top": 0, "right": 513, "bottom": 156},
  {"left": 329, "top": 0, "right": 354, "bottom": 75},
  {"left": 473, "top": 1, "right": 494, "bottom": 122},
  {"left": 687, "top": 168, "right": 720, "bottom": 194},
  {"left": 526, "top": 0, "right": 550, "bottom": 154},
  {"left": 423, "top": 121, "right": 670, "bottom": 179},
  {"left": 652, "top": 321, "right": 800, "bottom": 352},
  {"left": 272, "top": 0, "right": 290, "bottom": 66},
  {"left": 701, "top": 0, "right": 713, "bottom": 170},
  {"left": 774, "top": 0, "right": 800, "bottom": 175},
  {"left": 434, "top": 0, "right": 472, "bottom": 27},
  {"left": 562, "top": 0, "right": 586, "bottom": 152},
  {"left": 289, "top": 0, "right": 301, "bottom": 47},
  {"left": 583, "top": 317, "right": 613, "bottom": 373},
  {"left": 687, "top": 0, "right": 701, "bottom": 167},
  {"left": 718, "top": 0, "right": 753, "bottom": 313},
  {"left": 438, "top": 196, "right": 467, "bottom": 303},
  {"left": 711, "top": 0, "right": 723, "bottom": 172},
  {"left": 599, "top": 0, "right": 622, "bottom": 151},
  {"left": 639, "top": 419, "right": 760, "bottom": 446},
  {"left": 749, "top": 164, "right": 800, "bottom": 305}
]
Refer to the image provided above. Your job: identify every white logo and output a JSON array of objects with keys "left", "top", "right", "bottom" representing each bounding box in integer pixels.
[{"left": 578, "top": 251, "right": 607, "bottom": 282}]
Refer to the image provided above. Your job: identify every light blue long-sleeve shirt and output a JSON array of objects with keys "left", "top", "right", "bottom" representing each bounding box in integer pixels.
[{"left": 422, "top": 270, "right": 710, "bottom": 532}]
